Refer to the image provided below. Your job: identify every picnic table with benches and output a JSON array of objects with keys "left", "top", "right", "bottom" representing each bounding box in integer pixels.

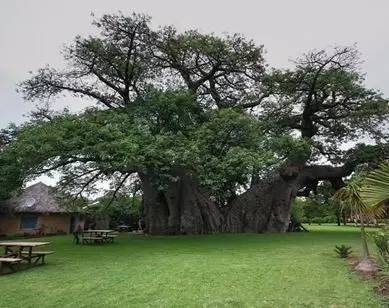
[
  {"left": 0, "top": 241, "right": 54, "bottom": 275},
  {"left": 80, "top": 230, "right": 118, "bottom": 244}
]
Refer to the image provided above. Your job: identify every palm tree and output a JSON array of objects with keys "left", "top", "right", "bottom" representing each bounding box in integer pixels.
[{"left": 334, "top": 176, "right": 385, "bottom": 271}]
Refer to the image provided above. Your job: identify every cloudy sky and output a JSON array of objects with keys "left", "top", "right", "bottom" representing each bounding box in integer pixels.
[{"left": 1, "top": 0, "right": 389, "bottom": 129}]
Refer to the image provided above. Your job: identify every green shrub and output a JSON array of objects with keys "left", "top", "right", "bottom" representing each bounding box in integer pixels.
[
  {"left": 372, "top": 231, "right": 389, "bottom": 256},
  {"left": 322, "top": 215, "right": 337, "bottom": 223},
  {"left": 335, "top": 245, "right": 352, "bottom": 258},
  {"left": 311, "top": 217, "right": 323, "bottom": 225},
  {"left": 291, "top": 200, "right": 305, "bottom": 223},
  {"left": 372, "top": 229, "right": 389, "bottom": 276},
  {"left": 300, "top": 216, "right": 309, "bottom": 223}
]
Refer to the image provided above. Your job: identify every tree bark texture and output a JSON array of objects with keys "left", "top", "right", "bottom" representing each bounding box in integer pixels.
[
  {"left": 140, "top": 172, "right": 224, "bottom": 235},
  {"left": 140, "top": 163, "right": 354, "bottom": 235},
  {"left": 225, "top": 175, "right": 297, "bottom": 233}
]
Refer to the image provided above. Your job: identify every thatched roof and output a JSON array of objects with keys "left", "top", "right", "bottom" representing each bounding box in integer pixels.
[{"left": 3, "top": 182, "right": 68, "bottom": 214}]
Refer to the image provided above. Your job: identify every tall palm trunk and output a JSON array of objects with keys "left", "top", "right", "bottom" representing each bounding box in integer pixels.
[{"left": 360, "top": 214, "right": 370, "bottom": 260}]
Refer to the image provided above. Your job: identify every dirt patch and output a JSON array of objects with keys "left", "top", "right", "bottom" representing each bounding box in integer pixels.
[
  {"left": 375, "top": 278, "right": 389, "bottom": 298},
  {"left": 346, "top": 256, "right": 389, "bottom": 299},
  {"left": 346, "top": 256, "right": 376, "bottom": 279}
]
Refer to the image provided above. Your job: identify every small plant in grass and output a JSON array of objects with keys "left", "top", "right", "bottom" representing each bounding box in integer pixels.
[
  {"left": 373, "top": 231, "right": 389, "bottom": 257},
  {"left": 372, "top": 230, "right": 389, "bottom": 274},
  {"left": 335, "top": 245, "right": 352, "bottom": 258}
]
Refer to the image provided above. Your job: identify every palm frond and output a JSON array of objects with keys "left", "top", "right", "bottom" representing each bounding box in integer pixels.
[
  {"left": 361, "top": 162, "right": 389, "bottom": 208},
  {"left": 334, "top": 175, "right": 386, "bottom": 219}
]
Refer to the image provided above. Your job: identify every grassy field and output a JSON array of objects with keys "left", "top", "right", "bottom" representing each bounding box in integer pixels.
[{"left": 0, "top": 225, "right": 384, "bottom": 307}]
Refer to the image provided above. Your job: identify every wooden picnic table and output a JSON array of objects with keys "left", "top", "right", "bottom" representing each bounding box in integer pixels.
[
  {"left": 81, "top": 230, "right": 117, "bottom": 244},
  {"left": 0, "top": 241, "right": 51, "bottom": 265},
  {"left": 83, "top": 230, "right": 114, "bottom": 235}
]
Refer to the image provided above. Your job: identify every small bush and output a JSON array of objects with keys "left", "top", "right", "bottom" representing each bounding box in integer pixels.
[
  {"left": 372, "top": 231, "right": 389, "bottom": 257},
  {"left": 372, "top": 229, "right": 389, "bottom": 276},
  {"left": 322, "top": 215, "right": 337, "bottom": 223},
  {"left": 311, "top": 217, "right": 323, "bottom": 225},
  {"left": 291, "top": 201, "right": 305, "bottom": 223},
  {"left": 335, "top": 245, "right": 352, "bottom": 258}
]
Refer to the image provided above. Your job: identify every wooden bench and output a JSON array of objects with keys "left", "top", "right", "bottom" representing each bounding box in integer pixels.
[
  {"left": 21, "top": 251, "right": 55, "bottom": 264},
  {"left": 0, "top": 257, "right": 22, "bottom": 274}
]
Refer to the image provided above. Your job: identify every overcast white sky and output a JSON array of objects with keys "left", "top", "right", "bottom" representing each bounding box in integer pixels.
[
  {"left": 1, "top": 0, "right": 388, "bottom": 185},
  {"left": 1, "top": 0, "right": 389, "bottom": 128}
]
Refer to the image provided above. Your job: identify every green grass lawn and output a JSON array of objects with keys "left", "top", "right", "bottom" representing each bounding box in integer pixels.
[{"left": 0, "top": 225, "right": 385, "bottom": 307}]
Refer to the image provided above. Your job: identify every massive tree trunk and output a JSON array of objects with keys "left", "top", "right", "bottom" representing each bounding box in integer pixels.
[
  {"left": 140, "top": 163, "right": 354, "bottom": 235},
  {"left": 140, "top": 173, "right": 169, "bottom": 235},
  {"left": 225, "top": 169, "right": 298, "bottom": 233},
  {"left": 140, "top": 171, "right": 224, "bottom": 235}
]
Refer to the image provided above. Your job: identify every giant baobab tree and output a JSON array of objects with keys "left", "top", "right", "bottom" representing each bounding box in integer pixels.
[{"left": 1, "top": 13, "right": 388, "bottom": 234}]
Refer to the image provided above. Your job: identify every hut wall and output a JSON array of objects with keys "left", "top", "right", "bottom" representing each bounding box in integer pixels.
[
  {"left": 40, "top": 214, "right": 71, "bottom": 234},
  {"left": 0, "top": 216, "right": 20, "bottom": 236},
  {"left": 0, "top": 214, "right": 71, "bottom": 236}
]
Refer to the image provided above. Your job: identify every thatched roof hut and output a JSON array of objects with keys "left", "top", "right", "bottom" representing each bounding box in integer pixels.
[
  {"left": 3, "top": 182, "right": 68, "bottom": 214},
  {"left": 0, "top": 182, "right": 82, "bottom": 236}
]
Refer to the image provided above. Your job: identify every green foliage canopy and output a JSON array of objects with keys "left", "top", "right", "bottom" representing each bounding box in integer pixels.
[{"left": 0, "top": 90, "right": 286, "bottom": 204}]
